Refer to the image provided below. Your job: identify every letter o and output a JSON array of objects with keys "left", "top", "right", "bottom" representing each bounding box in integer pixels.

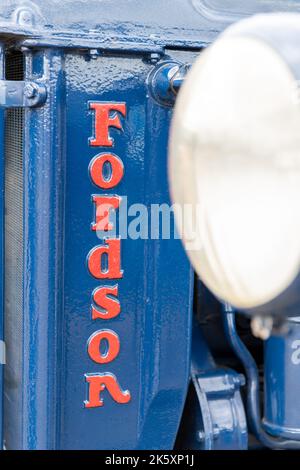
[
  {"left": 87, "top": 329, "right": 120, "bottom": 364},
  {"left": 89, "top": 153, "right": 124, "bottom": 189}
]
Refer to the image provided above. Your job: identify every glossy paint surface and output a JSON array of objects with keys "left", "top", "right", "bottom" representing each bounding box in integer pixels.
[
  {"left": 60, "top": 51, "right": 194, "bottom": 450},
  {"left": 177, "top": 321, "right": 247, "bottom": 450},
  {"left": 3, "top": 47, "right": 195, "bottom": 450},
  {"left": 1, "top": 0, "right": 300, "bottom": 52},
  {"left": 193, "top": 0, "right": 300, "bottom": 20}
]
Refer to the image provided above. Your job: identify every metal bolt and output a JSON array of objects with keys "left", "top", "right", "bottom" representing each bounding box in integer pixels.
[
  {"left": 232, "top": 373, "right": 246, "bottom": 388},
  {"left": 238, "top": 374, "right": 246, "bottom": 387},
  {"left": 197, "top": 431, "right": 206, "bottom": 442},
  {"left": 24, "top": 83, "right": 38, "bottom": 100},
  {"left": 213, "top": 426, "right": 220, "bottom": 440},
  {"left": 16, "top": 9, "right": 34, "bottom": 26},
  {"left": 170, "top": 64, "right": 190, "bottom": 95}
]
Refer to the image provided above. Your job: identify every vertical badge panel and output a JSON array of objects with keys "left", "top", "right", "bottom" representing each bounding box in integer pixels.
[{"left": 61, "top": 52, "right": 194, "bottom": 449}]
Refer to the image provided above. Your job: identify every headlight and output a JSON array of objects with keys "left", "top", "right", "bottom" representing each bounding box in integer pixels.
[{"left": 169, "top": 13, "right": 300, "bottom": 315}]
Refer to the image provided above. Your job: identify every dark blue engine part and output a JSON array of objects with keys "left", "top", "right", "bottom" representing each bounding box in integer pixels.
[{"left": 176, "top": 320, "right": 247, "bottom": 450}]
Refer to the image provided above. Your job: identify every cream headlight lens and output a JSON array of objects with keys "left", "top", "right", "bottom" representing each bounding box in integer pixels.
[{"left": 169, "top": 28, "right": 300, "bottom": 311}]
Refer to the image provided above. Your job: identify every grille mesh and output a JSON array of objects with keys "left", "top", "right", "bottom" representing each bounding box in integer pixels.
[{"left": 3, "top": 50, "right": 24, "bottom": 450}]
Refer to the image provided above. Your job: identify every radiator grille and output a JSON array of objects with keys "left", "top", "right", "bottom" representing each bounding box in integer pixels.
[{"left": 3, "top": 50, "right": 24, "bottom": 450}]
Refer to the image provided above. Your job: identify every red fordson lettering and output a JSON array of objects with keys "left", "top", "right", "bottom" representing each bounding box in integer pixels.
[
  {"left": 89, "top": 102, "right": 126, "bottom": 147},
  {"left": 91, "top": 285, "right": 121, "bottom": 320},
  {"left": 87, "top": 329, "right": 120, "bottom": 364},
  {"left": 84, "top": 373, "right": 131, "bottom": 408},
  {"left": 91, "top": 195, "right": 121, "bottom": 232},
  {"left": 89, "top": 153, "right": 124, "bottom": 189},
  {"left": 85, "top": 102, "right": 131, "bottom": 408}
]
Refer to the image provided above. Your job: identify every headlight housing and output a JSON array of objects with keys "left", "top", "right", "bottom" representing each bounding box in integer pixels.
[{"left": 169, "top": 13, "right": 300, "bottom": 315}]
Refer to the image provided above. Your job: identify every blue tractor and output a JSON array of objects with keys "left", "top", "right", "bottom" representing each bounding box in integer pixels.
[{"left": 0, "top": 0, "right": 300, "bottom": 451}]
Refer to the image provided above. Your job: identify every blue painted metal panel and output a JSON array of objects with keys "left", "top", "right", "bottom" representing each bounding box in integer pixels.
[
  {"left": 15, "top": 48, "right": 65, "bottom": 450},
  {"left": 264, "top": 317, "right": 300, "bottom": 440},
  {"left": 59, "top": 51, "right": 194, "bottom": 450},
  {"left": 0, "top": 1, "right": 300, "bottom": 51},
  {"left": 193, "top": 0, "right": 300, "bottom": 20},
  {"left": 0, "top": 43, "right": 4, "bottom": 449},
  {"left": 176, "top": 321, "right": 247, "bottom": 450},
  {"left": 2, "top": 47, "right": 195, "bottom": 450}
]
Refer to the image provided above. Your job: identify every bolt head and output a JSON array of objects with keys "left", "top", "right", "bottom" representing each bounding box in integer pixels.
[{"left": 24, "top": 83, "right": 37, "bottom": 99}]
